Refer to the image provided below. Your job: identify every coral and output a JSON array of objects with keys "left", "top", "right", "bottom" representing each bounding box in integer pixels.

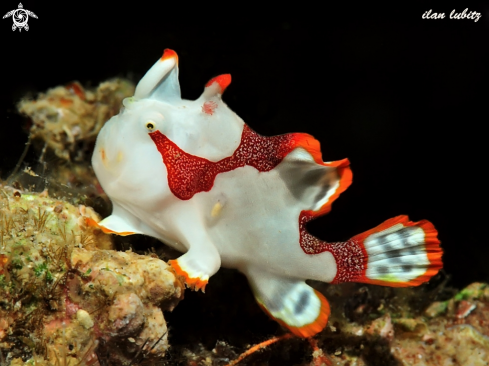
[
  {"left": 312, "top": 282, "right": 489, "bottom": 366},
  {"left": 10, "top": 78, "right": 132, "bottom": 213},
  {"left": 17, "top": 79, "right": 135, "bottom": 162},
  {"left": 8, "top": 160, "right": 109, "bottom": 223},
  {"left": 165, "top": 280, "right": 489, "bottom": 365},
  {"left": 0, "top": 185, "right": 184, "bottom": 365}
]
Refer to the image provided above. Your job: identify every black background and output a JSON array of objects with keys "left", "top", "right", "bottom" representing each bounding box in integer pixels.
[{"left": 1, "top": 3, "right": 488, "bottom": 289}]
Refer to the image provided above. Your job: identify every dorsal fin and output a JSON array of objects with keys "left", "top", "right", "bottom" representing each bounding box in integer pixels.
[
  {"left": 134, "top": 49, "right": 181, "bottom": 103},
  {"left": 277, "top": 145, "right": 352, "bottom": 214},
  {"left": 201, "top": 74, "right": 231, "bottom": 100}
]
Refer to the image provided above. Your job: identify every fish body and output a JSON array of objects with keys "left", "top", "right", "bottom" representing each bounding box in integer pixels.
[{"left": 92, "top": 49, "right": 443, "bottom": 337}]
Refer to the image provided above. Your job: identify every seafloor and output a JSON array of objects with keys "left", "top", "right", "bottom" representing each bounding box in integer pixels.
[{"left": 1, "top": 79, "right": 488, "bottom": 366}]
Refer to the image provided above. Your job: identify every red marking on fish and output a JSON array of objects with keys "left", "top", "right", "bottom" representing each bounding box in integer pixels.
[
  {"left": 149, "top": 125, "right": 307, "bottom": 200},
  {"left": 202, "top": 101, "right": 218, "bottom": 115},
  {"left": 299, "top": 210, "right": 367, "bottom": 273}
]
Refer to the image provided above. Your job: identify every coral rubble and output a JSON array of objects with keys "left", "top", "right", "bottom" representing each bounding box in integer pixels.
[
  {"left": 313, "top": 282, "right": 489, "bottom": 366},
  {"left": 0, "top": 186, "right": 183, "bottom": 365},
  {"left": 17, "top": 79, "right": 135, "bottom": 161},
  {"left": 165, "top": 280, "right": 489, "bottom": 366}
]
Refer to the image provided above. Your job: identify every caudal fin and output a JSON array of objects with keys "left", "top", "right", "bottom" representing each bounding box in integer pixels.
[{"left": 331, "top": 215, "right": 442, "bottom": 287}]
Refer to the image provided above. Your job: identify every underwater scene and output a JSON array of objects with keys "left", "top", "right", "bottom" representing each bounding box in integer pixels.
[{"left": 1, "top": 4, "right": 487, "bottom": 366}]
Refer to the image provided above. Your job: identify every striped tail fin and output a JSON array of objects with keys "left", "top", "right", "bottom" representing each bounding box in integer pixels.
[{"left": 331, "top": 215, "right": 442, "bottom": 287}]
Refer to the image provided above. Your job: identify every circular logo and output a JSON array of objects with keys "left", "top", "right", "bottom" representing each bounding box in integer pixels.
[
  {"left": 12, "top": 8, "right": 28, "bottom": 28},
  {"left": 3, "top": 3, "right": 38, "bottom": 32}
]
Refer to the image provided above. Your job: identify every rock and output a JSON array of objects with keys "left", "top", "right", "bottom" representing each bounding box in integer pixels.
[
  {"left": 0, "top": 186, "right": 184, "bottom": 365},
  {"left": 18, "top": 79, "right": 135, "bottom": 162},
  {"left": 76, "top": 309, "right": 94, "bottom": 329}
]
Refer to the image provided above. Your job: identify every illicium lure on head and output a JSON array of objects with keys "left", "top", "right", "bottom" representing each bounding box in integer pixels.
[{"left": 91, "top": 49, "right": 443, "bottom": 338}]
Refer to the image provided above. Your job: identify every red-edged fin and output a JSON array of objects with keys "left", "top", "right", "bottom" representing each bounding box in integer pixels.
[
  {"left": 201, "top": 74, "right": 232, "bottom": 100},
  {"left": 205, "top": 74, "right": 232, "bottom": 92},
  {"left": 331, "top": 215, "right": 442, "bottom": 287},
  {"left": 288, "top": 290, "right": 329, "bottom": 338},
  {"left": 349, "top": 215, "right": 410, "bottom": 242},
  {"left": 313, "top": 158, "right": 352, "bottom": 216},
  {"left": 169, "top": 258, "right": 208, "bottom": 292},
  {"left": 258, "top": 288, "right": 330, "bottom": 338},
  {"left": 290, "top": 133, "right": 323, "bottom": 163},
  {"left": 247, "top": 273, "right": 330, "bottom": 338},
  {"left": 134, "top": 49, "right": 180, "bottom": 101},
  {"left": 161, "top": 48, "right": 178, "bottom": 63},
  {"left": 85, "top": 217, "right": 135, "bottom": 236},
  {"left": 282, "top": 132, "right": 352, "bottom": 216},
  {"left": 86, "top": 214, "right": 141, "bottom": 237}
]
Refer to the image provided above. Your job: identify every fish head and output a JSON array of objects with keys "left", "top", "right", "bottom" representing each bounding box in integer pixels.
[
  {"left": 92, "top": 49, "right": 183, "bottom": 203},
  {"left": 92, "top": 49, "right": 241, "bottom": 204}
]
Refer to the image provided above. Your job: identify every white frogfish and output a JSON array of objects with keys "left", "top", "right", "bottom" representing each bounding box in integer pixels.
[{"left": 91, "top": 49, "right": 443, "bottom": 337}]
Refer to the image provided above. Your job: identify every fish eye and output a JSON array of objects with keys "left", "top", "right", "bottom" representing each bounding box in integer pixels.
[{"left": 146, "top": 121, "right": 156, "bottom": 131}]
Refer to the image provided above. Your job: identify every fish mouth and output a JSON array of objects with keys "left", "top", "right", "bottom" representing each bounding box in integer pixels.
[
  {"left": 93, "top": 143, "right": 124, "bottom": 178},
  {"left": 93, "top": 118, "right": 123, "bottom": 169},
  {"left": 93, "top": 127, "right": 121, "bottom": 179}
]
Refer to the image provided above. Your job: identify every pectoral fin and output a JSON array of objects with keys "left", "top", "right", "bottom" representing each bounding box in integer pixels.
[{"left": 87, "top": 204, "right": 142, "bottom": 236}]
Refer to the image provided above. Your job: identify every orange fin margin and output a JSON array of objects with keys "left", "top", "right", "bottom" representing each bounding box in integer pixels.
[
  {"left": 161, "top": 48, "right": 178, "bottom": 63},
  {"left": 84, "top": 217, "right": 136, "bottom": 236},
  {"left": 351, "top": 215, "right": 442, "bottom": 287},
  {"left": 289, "top": 132, "right": 353, "bottom": 217},
  {"left": 259, "top": 290, "right": 330, "bottom": 338},
  {"left": 169, "top": 259, "right": 208, "bottom": 292},
  {"left": 205, "top": 74, "right": 232, "bottom": 93}
]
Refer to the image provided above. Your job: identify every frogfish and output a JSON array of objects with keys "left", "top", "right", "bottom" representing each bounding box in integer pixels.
[{"left": 91, "top": 49, "right": 443, "bottom": 337}]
